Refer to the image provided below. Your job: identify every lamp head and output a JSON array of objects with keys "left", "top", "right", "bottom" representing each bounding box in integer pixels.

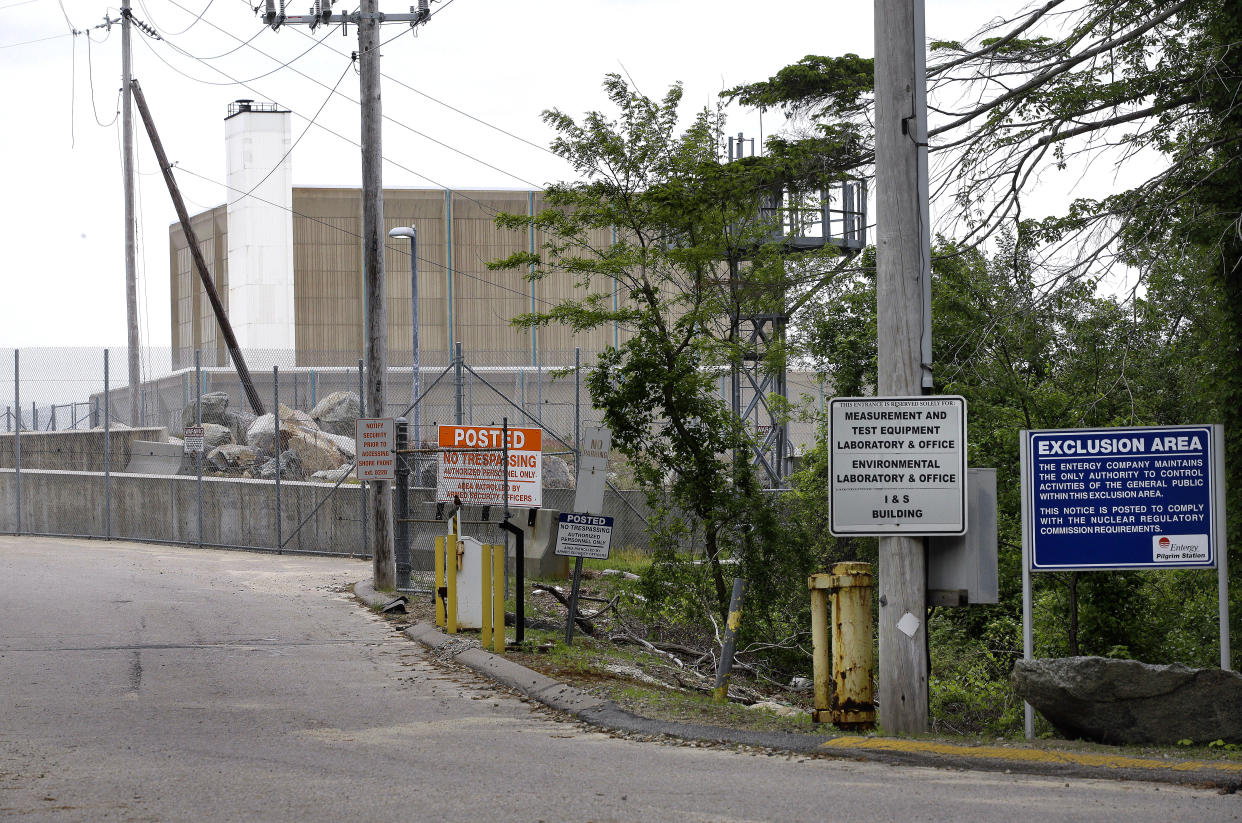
[{"left": 388, "top": 226, "right": 416, "bottom": 239}]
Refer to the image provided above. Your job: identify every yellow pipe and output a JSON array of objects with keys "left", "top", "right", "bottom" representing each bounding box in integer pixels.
[
  {"left": 446, "top": 511, "right": 459, "bottom": 634},
  {"left": 492, "top": 543, "right": 505, "bottom": 653},
  {"left": 828, "top": 561, "right": 875, "bottom": 730},
  {"left": 447, "top": 540, "right": 459, "bottom": 635},
  {"left": 481, "top": 541, "right": 492, "bottom": 648},
  {"left": 808, "top": 574, "right": 831, "bottom": 721},
  {"left": 434, "top": 536, "right": 445, "bottom": 627}
]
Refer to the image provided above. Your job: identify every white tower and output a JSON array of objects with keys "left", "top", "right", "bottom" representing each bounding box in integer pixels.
[{"left": 224, "top": 99, "right": 295, "bottom": 356}]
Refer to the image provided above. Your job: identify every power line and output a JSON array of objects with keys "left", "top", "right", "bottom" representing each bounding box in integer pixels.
[
  {"left": 235, "top": 56, "right": 355, "bottom": 203},
  {"left": 136, "top": 0, "right": 217, "bottom": 36},
  {"left": 138, "top": 9, "right": 541, "bottom": 206},
  {"left": 157, "top": 1, "right": 541, "bottom": 187},
  {"left": 1, "top": 31, "right": 73, "bottom": 48},
  {"left": 280, "top": 7, "right": 558, "bottom": 159},
  {"left": 140, "top": 18, "right": 338, "bottom": 85}
]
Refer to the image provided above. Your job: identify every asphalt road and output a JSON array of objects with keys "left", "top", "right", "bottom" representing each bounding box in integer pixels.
[{"left": 1, "top": 536, "right": 1237, "bottom": 822}]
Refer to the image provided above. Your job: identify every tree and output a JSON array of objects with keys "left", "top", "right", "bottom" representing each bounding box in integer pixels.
[
  {"left": 729, "top": 0, "right": 1241, "bottom": 657},
  {"left": 490, "top": 75, "right": 862, "bottom": 621}
]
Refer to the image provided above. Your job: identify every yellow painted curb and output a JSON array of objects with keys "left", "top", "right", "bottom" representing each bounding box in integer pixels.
[{"left": 821, "top": 737, "right": 1242, "bottom": 773}]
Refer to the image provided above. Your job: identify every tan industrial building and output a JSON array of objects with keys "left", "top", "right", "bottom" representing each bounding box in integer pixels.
[{"left": 166, "top": 100, "right": 828, "bottom": 472}]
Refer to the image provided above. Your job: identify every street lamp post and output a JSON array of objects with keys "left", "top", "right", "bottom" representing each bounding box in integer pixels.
[{"left": 388, "top": 226, "right": 420, "bottom": 448}]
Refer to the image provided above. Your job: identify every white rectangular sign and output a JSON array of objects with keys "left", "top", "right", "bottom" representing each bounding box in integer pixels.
[
  {"left": 830, "top": 396, "right": 968, "bottom": 536},
  {"left": 573, "top": 426, "right": 611, "bottom": 515},
  {"left": 183, "top": 425, "right": 205, "bottom": 454},
  {"left": 355, "top": 417, "right": 396, "bottom": 480},
  {"left": 555, "top": 513, "right": 614, "bottom": 559},
  {"left": 437, "top": 424, "right": 543, "bottom": 507}
]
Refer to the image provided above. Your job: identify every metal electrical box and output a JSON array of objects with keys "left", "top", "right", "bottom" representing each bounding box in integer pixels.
[{"left": 927, "top": 468, "right": 998, "bottom": 606}]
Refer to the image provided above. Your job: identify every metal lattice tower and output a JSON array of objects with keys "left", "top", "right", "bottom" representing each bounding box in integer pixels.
[{"left": 726, "top": 133, "right": 866, "bottom": 486}]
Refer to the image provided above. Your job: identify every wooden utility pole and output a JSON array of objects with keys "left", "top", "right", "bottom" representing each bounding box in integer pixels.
[
  {"left": 121, "top": 1, "right": 141, "bottom": 426},
  {"left": 358, "top": 0, "right": 394, "bottom": 589},
  {"left": 874, "top": 0, "right": 933, "bottom": 733},
  {"left": 258, "top": 0, "right": 429, "bottom": 589}
]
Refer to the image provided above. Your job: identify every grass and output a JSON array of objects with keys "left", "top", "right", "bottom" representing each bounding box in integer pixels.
[{"left": 583, "top": 546, "right": 652, "bottom": 576}]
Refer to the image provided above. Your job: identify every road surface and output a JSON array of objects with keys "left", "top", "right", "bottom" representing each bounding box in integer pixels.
[{"left": 1, "top": 536, "right": 1236, "bottom": 821}]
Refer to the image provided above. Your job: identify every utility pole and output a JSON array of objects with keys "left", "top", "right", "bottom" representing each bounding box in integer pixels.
[
  {"left": 260, "top": 0, "right": 430, "bottom": 589},
  {"left": 121, "top": 0, "right": 141, "bottom": 426},
  {"left": 874, "top": 0, "right": 934, "bottom": 733}
]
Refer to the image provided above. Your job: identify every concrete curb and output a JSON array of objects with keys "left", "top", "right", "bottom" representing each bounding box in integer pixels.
[{"left": 354, "top": 580, "right": 1242, "bottom": 790}]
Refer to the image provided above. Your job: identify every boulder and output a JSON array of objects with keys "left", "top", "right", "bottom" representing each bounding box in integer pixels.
[
  {"left": 206, "top": 444, "right": 260, "bottom": 473},
  {"left": 224, "top": 410, "right": 256, "bottom": 446},
  {"left": 181, "top": 392, "right": 230, "bottom": 430},
  {"left": 1012, "top": 656, "right": 1242, "bottom": 745},
  {"left": 202, "top": 422, "right": 233, "bottom": 449},
  {"left": 318, "top": 431, "right": 356, "bottom": 461},
  {"left": 259, "top": 450, "right": 303, "bottom": 480},
  {"left": 542, "top": 454, "right": 574, "bottom": 489},
  {"left": 285, "top": 428, "right": 352, "bottom": 475},
  {"left": 311, "top": 466, "right": 354, "bottom": 484},
  {"left": 246, "top": 404, "right": 317, "bottom": 456},
  {"left": 310, "top": 391, "right": 361, "bottom": 437}
]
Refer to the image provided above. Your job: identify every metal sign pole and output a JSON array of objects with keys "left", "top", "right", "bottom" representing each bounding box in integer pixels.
[
  {"left": 1215, "top": 424, "right": 1231, "bottom": 670},
  {"left": 1020, "top": 431, "right": 1035, "bottom": 738},
  {"left": 196, "top": 350, "right": 203, "bottom": 547},
  {"left": 274, "top": 366, "right": 282, "bottom": 553},
  {"left": 104, "top": 349, "right": 111, "bottom": 540}
]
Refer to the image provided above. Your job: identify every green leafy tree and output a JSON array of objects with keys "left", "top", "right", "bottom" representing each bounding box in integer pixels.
[
  {"left": 490, "top": 75, "right": 862, "bottom": 621},
  {"left": 731, "top": 0, "right": 1242, "bottom": 652}
]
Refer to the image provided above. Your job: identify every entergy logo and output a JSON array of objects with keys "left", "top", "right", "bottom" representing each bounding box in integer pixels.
[{"left": 1152, "top": 534, "right": 1209, "bottom": 563}]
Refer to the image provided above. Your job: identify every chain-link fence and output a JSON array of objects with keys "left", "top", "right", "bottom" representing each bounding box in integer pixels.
[{"left": 0, "top": 345, "right": 654, "bottom": 567}]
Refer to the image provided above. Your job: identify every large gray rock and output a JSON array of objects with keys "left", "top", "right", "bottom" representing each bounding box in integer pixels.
[
  {"left": 542, "top": 454, "right": 574, "bottom": 489},
  {"left": 181, "top": 392, "right": 230, "bottom": 430},
  {"left": 310, "top": 391, "right": 361, "bottom": 437},
  {"left": 202, "top": 422, "right": 233, "bottom": 450},
  {"left": 206, "top": 444, "right": 260, "bottom": 473},
  {"left": 259, "top": 450, "right": 303, "bottom": 481},
  {"left": 223, "top": 410, "right": 256, "bottom": 446},
  {"left": 285, "top": 428, "right": 352, "bottom": 475},
  {"left": 246, "top": 405, "right": 317, "bottom": 456},
  {"left": 1012, "top": 656, "right": 1242, "bottom": 744},
  {"left": 311, "top": 466, "right": 354, "bottom": 484}
]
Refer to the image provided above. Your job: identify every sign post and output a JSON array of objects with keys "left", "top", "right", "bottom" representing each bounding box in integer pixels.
[
  {"left": 829, "top": 396, "right": 968, "bottom": 536},
  {"left": 1019, "top": 424, "right": 1229, "bottom": 737},
  {"left": 559, "top": 426, "right": 612, "bottom": 644}
]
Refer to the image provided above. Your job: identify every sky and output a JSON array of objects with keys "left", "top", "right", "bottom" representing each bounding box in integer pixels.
[{"left": 0, "top": 0, "right": 1018, "bottom": 354}]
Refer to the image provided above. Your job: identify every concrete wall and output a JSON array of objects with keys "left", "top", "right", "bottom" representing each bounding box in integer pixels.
[
  {"left": 0, "top": 428, "right": 169, "bottom": 472},
  {"left": 0, "top": 470, "right": 654, "bottom": 563}
]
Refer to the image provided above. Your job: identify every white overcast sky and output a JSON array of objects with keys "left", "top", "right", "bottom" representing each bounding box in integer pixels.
[{"left": 1, "top": 0, "right": 1019, "bottom": 352}]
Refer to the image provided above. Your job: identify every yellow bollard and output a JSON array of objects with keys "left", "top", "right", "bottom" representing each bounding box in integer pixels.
[
  {"left": 808, "top": 575, "right": 831, "bottom": 717},
  {"left": 809, "top": 562, "right": 875, "bottom": 729},
  {"left": 434, "top": 536, "right": 446, "bottom": 627},
  {"left": 481, "top": 542, "right": 492, "bottom": 648},
  {"left": 446, "top": 539, "right": 459, "bottom": 635},
  {"left": 492, "top": 544, "right": 505, "bottom": 653}
]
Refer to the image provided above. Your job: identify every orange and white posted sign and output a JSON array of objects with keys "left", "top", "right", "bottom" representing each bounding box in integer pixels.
[{"left": 437, "top": 424, "right": 543, "bottom": 507}]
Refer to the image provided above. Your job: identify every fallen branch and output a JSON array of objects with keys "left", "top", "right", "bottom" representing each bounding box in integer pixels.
[
  {"left": 580, "top": 595, "right": 620, "bottom": 621},
  {"left": 609, "top": 631, "right": 686, "bottom": 669},
  {"left": 530, "top": 583, "right": 596, "bottom": 635}
]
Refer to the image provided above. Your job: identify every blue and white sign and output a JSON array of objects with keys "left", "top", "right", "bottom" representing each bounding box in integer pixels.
[
  {"left": 1022, "top": 425, "right": 1222, "bottom": 570},
  {"left": 554, "top": 513, "right": 615, "bottom": 560}
]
